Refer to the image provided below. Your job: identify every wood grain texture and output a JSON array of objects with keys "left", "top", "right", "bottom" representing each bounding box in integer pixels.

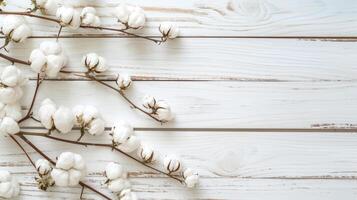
[
  {"left": 3, "top": 38, "right": 357, "bottom": 81},
  {"left": 4, "top": 131, "right": 357, "bottom": 199},
  {"left": 18, "top": 80, "right": 357, "bottom": 129},
  {"left": 3, "top": 0, "right": 357, "bottom": 37}
]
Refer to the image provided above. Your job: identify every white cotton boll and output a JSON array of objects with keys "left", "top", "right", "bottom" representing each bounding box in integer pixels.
[
  {"left": 116, "top": 74, "right": 132, "bottom": 90},
  {"left": 112, "top": 121, "right": 134, "bottom": 144},
  {"left": 118, "top": 136, "right": 140, "bottom": 153},
  {"left": 87, "top": 118, "right": 105, "bottom": 136},
  {"left": 119, "top": 189, "right": 137, "bottom": 200},
  {"left": 155, "top": 101, "right": 173, "bottom": 121},
  {"left": 113, "top": 3, "right": 132, "bottom": 24},
  {"left": 159, "top": 22, "right": 180, "bottom": 39},
  {"left": 73, "top": 153, "right": 85, "bottom": 170},
  {"left": 36, "top": 159, "right": 52, "bottom": 175},
  {"left": 38, "top": 98, "right": 57, "bottom": 129},
  {"left": 51, "top": 168, "right": 69, "bottom": 187},
  {"left": 3, "top": 103, "right": 22, "bottom": 121},
  {"left": 105, "top": 162, "right": 124, "bottom": 180},
  {"left": 163, "top": 155, "right": 181, "bottom": 173},
  {"left": 183, "top": 168, "right": 199, "bottom": 188},
  {"left": 138, "top": 145, "right": 155, "bottom": 163},
  {"left": 36, "top": 0, "right": 58, "bottom": 14},
  {"left": 142, "top": 95, "right": 156, "bottom": 109},
  {"left": 10, "top": 24, "right": 32, "bottom": 43},
  {"left": 29, "top": 49, "right": 47, "bottom": 73},
  {"left": 1, "top": 16, "right": 25, "bottom": 36},
  {"left": 0, "top": 87, "right": 22, "bottom": 104},
  {"left": 68, "top": 169, "right": 82, "bottom": 186},
  {"left": 40, "top": 41, "right": 62, "bottom": 56},
  {"left": 0, "top": 65, "right": 24, "bottom": 87},
  {"left": 108, "top": 178, "right": 131, "bottom": 193},
  {"left": 56, "top": 6, "right": 81, "bottom": 29},
  {"left": 53, "top": 106, "right": 74, "bottom": 133},
  {"left": 45, "top": 55, "right": 66, "bottom": 78},
  {"left": 81, "top": 7, "right": 101, "bottom": 26},
  {"left": 127, "top": 7, "right": 146, "bottom": 29},
  {"left": 0, "top": 117, "right": 20, "bottom": 136},
  {"left": 82, "top": 105, "right": 99, "bottom": 124},
  {"left": 56, "top": 152, "right": 75, "bottom": 170},
  {"left": 0, "top": 170, "right": 20, "bottom": 199},
  {"left": 95, "top": 57, "right": 107, "bottom": 72},
  {"left": 82, "top": 53, "right": 107, "bottom": 72}
]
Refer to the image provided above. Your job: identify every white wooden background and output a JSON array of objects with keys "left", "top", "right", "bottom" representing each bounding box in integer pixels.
[{"left": 1, "top": 0, "right": 357, "bottom": 199}]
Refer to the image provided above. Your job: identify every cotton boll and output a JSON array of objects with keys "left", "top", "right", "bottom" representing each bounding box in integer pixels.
[
  {"left": 73, "top": 153, "right": 86, "bottom": 170},
  {"left": 38, "top": 98, "right": 57, "bottom": 129},
  {"left": 82, "top": 105, "right": 99, "bottom": 124},
  {"left": 51, "top": 168, "right": 69, "bottom": 186},
  {"left": 29, "top": 49, "right": 47, "bottom": 73},
  {"left": 68, "top": 169, "right": 82, "bottom": 186},
  {"left": 127, "top": 7, "right": 146, "bottom": 29},
  {"left": 40, "top": 41, "right": 62, "bottom": 56},
  {"left": 105, "top": 162, "right": 124, "bottom": 180},
  {"left": 108, "top": 178, "right": 131, "bottom": 193},
  {"left": 118, "top": 136, "right": 140, "bottom": 153},
  {"left": 0, "top": 87, "right": 22, "bottom": 104},
  {"left": 95, "top": 57, "right": 107, "bottom": 72},
  {"left": 81, "top": 7, "right": 101, "bottom": 26},
  {"left": 116, "top": 74, "right": 132, "bottom": 90},
  {"left": 163, "top": 155, "right": 181, "bottom": 173},
  {"left": 46, "top": 55, "right": 67, "bottom": 78},
  {"left": 53, "top": 106, "right": 74, "bottom": 133},
  {"left": 1, "top": 16, "right": 25, "bottom": 36},
  {"left": 10, "top": 24, "right": 32, "bottom": 43},
  {"left": 0, "top": 170, "right": 20, "bottom": 199},
  {"left": 0, "top": 117, "right": 20, "bottom": 136},
  {"left": 82, "top": 53, "right": 107, "bottom": 72},
  {"left": 3, "top": 103, "right": 22, "bottom": 121},
  {"left": 155, "top": 101, "right": 173, "bottom": 121},
  {"left": 142, "top": 95, "right": 156, "bottom": 109},
  {"left": 36, "top": 159, "right": 52, "bottom": 175},
  {"left": 113, "top": 3, "right": 133, "bottom": 24},
  {"left": 159, "top": 22, "right": 180, "bottom": 39},
  {"left": 36, "top": 0, "right": 58, "bottom": 14},
  {"left": 87, "top": 118, "right": 105, "bottom": 136},
  {"left": 56, "top": 152, "right": 75, "bottom": 170},
  {"left": 138, "top": 145, "right": 155, "bottom": 163},
  {"left": 112, "top": 121, "right": 134, "bottom": 144},
  {"left": 183, "top": 168, "right": 199, "bottom": 188},
  {"left": 56, "top": 6, "right": 81, "bottom": 29},
  {"left": 119, "top": 189, "right": 137, "bottom": 200},
  {"left": 0, "top": 65, "right": 25, "bottom": 87}
]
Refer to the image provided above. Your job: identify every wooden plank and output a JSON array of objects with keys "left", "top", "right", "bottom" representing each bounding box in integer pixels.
[
  {"left": 4, "top": 0, "right": 357, "bottom": 37},
  {"left": 3, "top": 38, "right": 357, "bottom": 81},
  {"left": 3, "top": 131, "right": 357, "bottom": 199},
  {"left": 19, "top": 80, "right": 357, "bottom": 129}
]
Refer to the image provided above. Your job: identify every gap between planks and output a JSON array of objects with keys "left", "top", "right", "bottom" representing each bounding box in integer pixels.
[{"left": 20, "top": 126, "right": 357, "bottom": 133}]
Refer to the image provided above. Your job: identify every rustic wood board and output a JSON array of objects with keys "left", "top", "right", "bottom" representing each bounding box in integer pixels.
[{"left": 1, "top": 0, "right": 357, "bottom": 199}]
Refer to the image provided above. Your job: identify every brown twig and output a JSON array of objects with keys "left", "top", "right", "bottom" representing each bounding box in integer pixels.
[
  {"left": 17, "top": 134, "right": 113, "bottom": 200},
  {"left": 78, "top": 73, "right": 164, "bottom": 123},
  {"left": 19, "top": 73, "right": 42, "bottom": 123},
  {"left": 0, "top": 52, "right": 30, "bottom": 65},
  {"left": 0, "top": 11, "right": 164, "bottom": 44},
  {"left": 17, "top": 131, "right": 184, "bottom": 183}
]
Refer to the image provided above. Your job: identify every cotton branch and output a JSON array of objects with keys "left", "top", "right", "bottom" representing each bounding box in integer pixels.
[
  {"left": 14, "top": 134, "right": 113, "bottom": 200},
  {"left": 19, "top": 73, "right": 42, "bottom": 123},
  {"left": 0, "top": 11, "right": 164, "bottom": 44},
  {"left": 17, "top": 131, "right": 185, "bottom": 184}
]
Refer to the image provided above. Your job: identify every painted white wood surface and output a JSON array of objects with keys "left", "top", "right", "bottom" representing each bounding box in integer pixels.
[
  {"left": 1, "top": 0, "right": 357, "bottom": 199},
  {"left": 4, "top": 0, "right": 357, "bottom": 36}
]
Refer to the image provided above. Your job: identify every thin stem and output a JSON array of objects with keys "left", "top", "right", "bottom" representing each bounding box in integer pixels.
[
  {"left": 0, "top": 11, "right": 164, "bottom": 44},
  {"left": 17, "top": 134, "right": 113, "bottom": 200},
  {"left": 8, "top": 134, "right": 36, "bottom": 168},
  {"left": 80, "top": 186, "right": 85, "bottom": 199},
  {"left": 0, "top": 52, "right": 30, "bottom": 65},
  {"left": 18, "top": 131, "right": 184, "bottom": 183},
  {"left": 19, "top": 73, "right": 42, "bottom": 123},
  {"left": 56, "top": 26, "right": 63, "bottom": 41},
  {"left": 79, "top": 73, "right": 164, "bottom": 123}
]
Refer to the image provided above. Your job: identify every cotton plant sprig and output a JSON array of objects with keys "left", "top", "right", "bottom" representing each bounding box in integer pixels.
[{"left": 0, "top": 1, "right": 180, "bottom": 44}]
